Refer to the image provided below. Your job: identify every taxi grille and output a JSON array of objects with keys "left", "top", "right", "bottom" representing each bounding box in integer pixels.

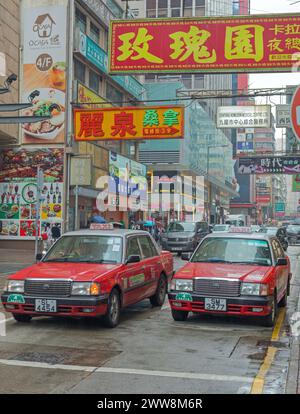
[
  {"left": 25, "top": 279, "right": 72, "bottom": 297},
  {"left": 194, "top": 279, "right": 241, "bottom": 297}
]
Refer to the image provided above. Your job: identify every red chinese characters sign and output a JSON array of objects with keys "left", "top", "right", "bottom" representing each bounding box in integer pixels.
[
  {"left": 74, "top": 106, "right": 184, "bottom": 141},
  {"left": 109, "top": 15, "right": 300, "bottom": 73}
]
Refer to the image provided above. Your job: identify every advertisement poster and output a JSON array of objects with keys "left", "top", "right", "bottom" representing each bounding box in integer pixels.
[
  {"left": 292, "top": 174, "right": 300, "bottom": 192},
  {"left": 74, "top": 106, "right": 184, "bottom": 141},
  {"left": 238, "top": 156, "right": 300, "bottom": 174},
  {"left": 109, "top": 15, "right": 300, "bottom": 74},
  {"left": 218, "top": 105, "right": 271, "bottom": 128},
  {"left": 0, "top": 148, "right": 64, "bottom": 239},
  {"left": 108, "top": 152, "right": 147, "bottom": 210},
  {"left": 21, "top": 0, "right": 68, "bottom": 145}
]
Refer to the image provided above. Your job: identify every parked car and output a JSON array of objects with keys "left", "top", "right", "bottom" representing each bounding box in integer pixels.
[
  {"left": 1, "top": 229, "right": 173, "bottom": 328},
  {"left": 286, "top": 224, "right": 300, "bottom": 245},
  {"left": 168, "top": 230, "right": 292, "bottom": 326},
  {"left": 259, "top": 227, "right": 288, "bottom": 251},
  {"left": 212, "top": 224, "right": 231, "bottom": 233},
  {"left": 250, "top": 225, "right": 261, "bottom": 233},
  {"left": 161, "top": 221, "right": 210, "bottom": 254}
]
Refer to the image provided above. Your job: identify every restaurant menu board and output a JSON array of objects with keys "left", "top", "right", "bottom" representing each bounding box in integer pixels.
[{"left": 0, "top": 148, "right": 64, "bottom": 239}]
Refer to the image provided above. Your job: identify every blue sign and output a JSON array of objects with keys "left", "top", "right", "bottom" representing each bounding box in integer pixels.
[
  {"left": 78, "top": 31, "right": 144, "bottom": 100},
  {"left": 237, "top": 141, "right": 254, "bottom": 151}
]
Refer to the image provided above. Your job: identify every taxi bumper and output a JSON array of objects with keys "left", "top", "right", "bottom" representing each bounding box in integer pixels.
[
  {"left": 168, "top": 292, "right": 273, "bottom": 316},
  {"left": 1, "top": 293, "right": 109, "bottom": 318}
]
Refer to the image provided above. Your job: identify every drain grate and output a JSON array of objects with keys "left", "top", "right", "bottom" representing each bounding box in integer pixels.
[
  {"left": 11, "top": 352, "right": 66, "bottom": 365},
  {"left": 256, "top": 340, "right": 289, "bottom": 349}
]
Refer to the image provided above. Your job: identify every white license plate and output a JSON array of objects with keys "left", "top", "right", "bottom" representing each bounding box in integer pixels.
[
  {"left": 204, "top": 298, "right": 227, "bottom": 312},
  {"left": 172, "top": 247, "right": 183, "bottom": 251},
  {"left": 35, "top": 299, "right": 57, "bottom": 313}
]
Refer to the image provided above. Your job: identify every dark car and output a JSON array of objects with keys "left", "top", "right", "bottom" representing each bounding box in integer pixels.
[
  {"left": 161, "top": 221, "right": 210, "bottom": 254},
  {"left": 286, "top": 224, "right": 300, "bottom": 245},
  {"left": 259, "top": 227, "right": 288, "bottom": 251}
]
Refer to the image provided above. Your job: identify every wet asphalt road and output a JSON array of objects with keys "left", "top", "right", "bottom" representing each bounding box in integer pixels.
[{"left": 0, "top": 247, "right": 299, "bottom": 394}]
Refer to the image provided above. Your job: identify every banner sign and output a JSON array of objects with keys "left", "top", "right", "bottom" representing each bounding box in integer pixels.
[
  {"left": 292, "top": 174, "right": 300, "bottom": 192},
  {"left": 238, "top": 156, "right": 300, "bottom": 174},
  {"left": 236, "top": 141, "right": 254, "bottom": 153},
  {"left": 21, "top": 0, "right": 68, "bottom": 145},
  {"left": 77, "top": 82, "right": 111, "bottom": 109},
  {"left": 276, "top": 104, "right": 291, "bottom": 128},
  {"left": 217, "top": 105, "right": 271, "bottom": 128},
  {"left": 0, "top": 148, "right": 64, "bottom": 240},
  {"left": 109, "top": 14, "right": 300, "bottom": 74},
  {"left": 275, "top": 202, "right": 285, "bottom": 212},
  {"left": 74, "top": 106, "right": 184, "bottom": 141}
]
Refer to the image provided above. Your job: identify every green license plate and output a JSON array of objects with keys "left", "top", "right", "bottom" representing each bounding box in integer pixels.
[
  {"left": 175, "top": 292, "right": 193, "bottom": 301},
  {"left": 7, "top": 294, "right": 25, "bottom": 304}
]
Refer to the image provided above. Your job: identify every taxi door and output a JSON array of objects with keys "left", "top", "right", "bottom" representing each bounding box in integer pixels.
[
  {"left": 271, "top": 238, "right": 289, "bottom": 301},
  {"left": 121, "top": 236, "right": 148, "bottom": 306},
  {"left": 137, "top": 235, "right": 160, "bottom": 299}
]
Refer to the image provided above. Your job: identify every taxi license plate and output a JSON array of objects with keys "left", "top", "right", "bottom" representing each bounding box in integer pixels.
[
  {"left": 35, "top": 299, "right": 57, "bottom": 313},
  {"left": 204, "top": 298, "right": 227, "bottom": 312}
]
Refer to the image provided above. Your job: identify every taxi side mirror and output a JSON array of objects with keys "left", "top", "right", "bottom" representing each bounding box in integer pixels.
[
  {"left": 126, "top": 255, "right": 141, "bottom": 264},
  {"left": 36, "top": 253, "right": 43, "bottom": 261},
  {"left": 276, "top": 258, "right": 287, "bottom": 266},
  {"left": 181, "top": 252, "right": 192, "bottom": 261}
]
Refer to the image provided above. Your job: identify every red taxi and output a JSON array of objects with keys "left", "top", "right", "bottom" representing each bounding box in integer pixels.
[
  {"left": 1, "top": 229, "right": 173, "bottom": 328},
  {"left": 168, "top": 229, "right": 292, "bottom": 326}
]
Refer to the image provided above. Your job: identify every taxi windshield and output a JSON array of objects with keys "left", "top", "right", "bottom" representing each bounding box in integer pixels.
[
  {"left": 43, "top": 236, "right": 123, "bottom": 264},
  {"left": 191, "top": 237, "right": 272, "bottom": 266}
]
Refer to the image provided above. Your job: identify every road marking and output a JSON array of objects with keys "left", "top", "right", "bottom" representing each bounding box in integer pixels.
[
  {"left": 250, "top": 308, "right": 286, "bottom": 394},
  {"left": 95, "top": 367, "right": 253, "bottom": 383},
  {"left": 0, "top": 358, "right": 254, "bottom": 383},
  {"left": 0, "top": 317, "right": 14, "bottom": 325}
]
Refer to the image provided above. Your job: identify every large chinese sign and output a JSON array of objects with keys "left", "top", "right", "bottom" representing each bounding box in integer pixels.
[
  {"left": 109, "top": 15, "right": 300, "bottom": 74},
  {"left": 21, "top": 0, "right": 68, "bottom": 144},
  {"left": 74, "top": 106, "right": 184, "bottom": 141},
  {"left": 238, "top": 156, "right": 300, "bottom": 174},
  {"left": 0, "top": 148, "right": 64, "bottom": 240}
]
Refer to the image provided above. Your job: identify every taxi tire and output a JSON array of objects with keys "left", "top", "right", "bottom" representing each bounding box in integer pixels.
[
  {"left": 150, "top": 274, "right": 167, "bottom": 307},
  {"left": 171, "top": 309, "right": 189, "bottom": 321},
  {"left": 261, "top": 293, "right": 278, "bottom": 327},
  {"left": 13, "top": 314, "right": 32, "bottom": 323},
  {"left": 103, "top": 289, "right": 121, "bottom": 328}
]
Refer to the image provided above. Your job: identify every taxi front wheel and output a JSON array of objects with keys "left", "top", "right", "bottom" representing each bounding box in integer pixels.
[
  {"left": 171, "top": 309, "right": 189, "bottom": 321},
  {"left": 13, "top": 314, "right": 32, "bottom": 323},
  {"left": 103, "top": 289, "right": 121, "bottom": 328},
  {"left": 261, "top": 294, "right": 278, "bottom": 327}
]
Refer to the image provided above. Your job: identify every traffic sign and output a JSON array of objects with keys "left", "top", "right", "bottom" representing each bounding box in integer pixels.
[{"left": 291, "top": 85, "right": 300, "bottom": 141}]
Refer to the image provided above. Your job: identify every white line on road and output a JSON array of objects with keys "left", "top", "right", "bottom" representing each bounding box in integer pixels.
[
  {"left": 0, "top": 358, "right": 253, "bottom": 383},
  {"left": 0, "top": 318, "right": 14, "bottom": 325},
  {"left": 95, "top": 367, "right": 254, "bottom": 383}
]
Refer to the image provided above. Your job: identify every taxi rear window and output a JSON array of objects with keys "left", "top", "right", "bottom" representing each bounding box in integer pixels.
[{"left": 191, "top": 238, "right": 272, "bottom": 266}]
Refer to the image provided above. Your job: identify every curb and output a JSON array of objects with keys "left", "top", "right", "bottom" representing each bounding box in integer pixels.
[{"left": 286, "top": 341, "right": 300, "bottom": 394}]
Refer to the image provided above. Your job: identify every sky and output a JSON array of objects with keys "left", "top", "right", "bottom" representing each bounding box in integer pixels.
[{"left": 250, "top": 0, "right": 300, "bottom": 99}]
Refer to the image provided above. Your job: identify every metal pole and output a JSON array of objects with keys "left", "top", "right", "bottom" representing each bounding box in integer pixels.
[
  {"left": 35, "top": 167, "right": 42, "bottom": 259},
  {"left": 75, "top": 185, "right": 79, "bottom": 230}
]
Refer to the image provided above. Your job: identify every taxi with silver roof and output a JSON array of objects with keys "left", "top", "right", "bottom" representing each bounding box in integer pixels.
[
  {"left": 168, "top": 227, "right": 292, "bottom": 326},
  {"left": 1, "top": 225, "right": 173, "bottom": 328}
]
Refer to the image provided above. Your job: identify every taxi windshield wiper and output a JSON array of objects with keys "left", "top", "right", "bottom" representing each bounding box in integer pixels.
[
  {"left": 75, "top": 259, "right": 118, "bottom": 264},
  {"left": 43, "top": 258, "right": 74, "bottom": 262},
  {"left": 232, "top": 261, "right": 270, "bottom": 266},
  {"left": 193, "top": 259, "right": 228, "bottom": 263}
]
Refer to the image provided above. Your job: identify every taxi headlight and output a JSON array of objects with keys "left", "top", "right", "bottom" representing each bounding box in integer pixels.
[
  {"left": 170, "top": 279, "right": 193, "bottom": 292},
  {"left": 241, "top": 283, "right": 268, "bottom": 296},
  {"left": 72, "top": 282, "right": 100, "bottom": 296},
  {"left": 6, "top": 280, "right": 25, "bottom": 293}
]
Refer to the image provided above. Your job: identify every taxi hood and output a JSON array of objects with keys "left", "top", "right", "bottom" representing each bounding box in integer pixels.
[
  {"left": 175, "top": 262, "right": 272, "bottom": 283},
  {"left": 8, "top": 262, "right": 123, "bottom": 282}
]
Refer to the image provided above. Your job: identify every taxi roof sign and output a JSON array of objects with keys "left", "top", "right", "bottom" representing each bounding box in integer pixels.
[
  {"left": 229, "top": 227, "right": 252, "bottom": 233},
  {"left": 90, "top": 223, "right": 114, "bottom": 230}
]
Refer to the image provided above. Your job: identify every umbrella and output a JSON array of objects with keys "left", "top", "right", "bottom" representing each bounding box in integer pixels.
[
  {"left": 91, "top": 215, "right": 106, "bottom": 224},
  {"left": 143, "top": 220, "right": 154, "bottom": 227}
]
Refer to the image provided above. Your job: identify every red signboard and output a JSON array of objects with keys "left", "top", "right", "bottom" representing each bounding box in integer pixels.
[
  {"left": 109, "top": 15, "right": 300, "bottom": 74},
  {"left": 291, "top": 85, "right": 300, "bottom": 142}
]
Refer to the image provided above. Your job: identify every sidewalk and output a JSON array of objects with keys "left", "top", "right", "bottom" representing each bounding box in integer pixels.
[{"left": 0, "top": 248, "right": 35, "bottom": 265}]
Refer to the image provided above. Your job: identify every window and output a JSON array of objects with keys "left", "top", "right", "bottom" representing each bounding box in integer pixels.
[
  {"left": 74, "top": 59, "right": 86, "bottom": 83},
  {"left": 106, "top": 83, "right": 123, "bottom": 104},
  {"left": 75, "top": 8, "right": 87, "bottom": 33},
  {"left": 89, "top": 70, "right": 100, "bottom": 93},
  {"left": 181, "top": 74, "right": 192, "bottom": 89},
  {"left": 90, "top": 22, "right": 100, "bottom": 44},
  {"left": 126, "top": 237, "right": 141, "bottom": 259},
  {"left": 139, "top": 236, "right": 155, "bottom": 258},
  {"left": 194, "top": 74, "right": 204, "bottom": 89},
  {"left": 271, "top": 239, "right": 284, "bottom": 261}
]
